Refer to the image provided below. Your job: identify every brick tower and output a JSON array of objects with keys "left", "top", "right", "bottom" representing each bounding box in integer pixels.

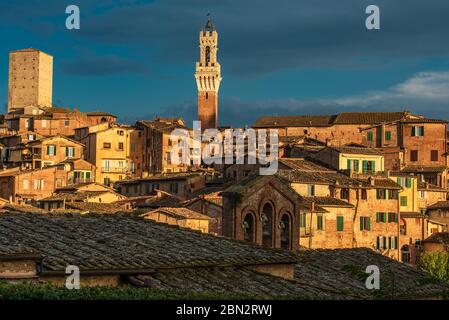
[
  {"left": 195, "top": 14, "right": 222, "bottom": 130},
  {"left": 8, "top": 48, "right": 53, "bottom": 112}
]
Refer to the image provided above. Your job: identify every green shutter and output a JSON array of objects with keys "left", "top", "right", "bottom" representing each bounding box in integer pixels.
[
  {"left": 317, "top": 216, "right": 323, "bottom": 230},
  {"left": 360, "top": 217, "right": 364, "bottom": 231},
  {"left": 388, "top": 237, "right": 392, "bottom": 249},
  {"left": 354, "top": 160, "right": 359, "bottom": 172},
  {"left": 367, "top": 132, "right": 373, "bottom": 141},
  {"left": 367, "top": 218, "right": 371, "bottom": 231},
  {"left": 362, "top": 160, "right": 368, "bottom": 173},
  {"left": 86, "top": 172, "right": 91, "bottom": 179},
  {"left": 376, "top": 236, "right": 380, "bottom": 249},
  {"left": 420, "top": 126, "right": 424, "bottom": 136},
  {"left": 411, "top": 126, "right": 416, "bottom": 136},
  {"left": 47, "top": 145, "right": 50, "bottom": 155},
  {"left": 395, "top": 213, "right": 399, "bottom": 223},
  {"left": 405, "top": 177, "right": 411, "bottom": 188},
  {"left": 337, "top": 216, "right": 344, "bottom": 231},
  {"left": 385, "top": 131, "right": 391, "bottom": 141},
  {"left": 53, "top": 146, "right": 57, "bottom": 156},
  {"left": 383, "top": 237, "right": 387, "bottom": 249},
  {"left": 383, "top": 212, "right": 387, "bottom": 222},
  {"left": 66, "top": 147, "right": 69, "bottom": 157},
  {"left": 371, "top": 161, "right": 376, "bottom": 174},
  {"left": 347, "top": 159, "right": 351, "bottom": 172},
  {"left": 376, "top": 212, "right": 380, "bottom": 223},
  {"left": 394, "top": 237, "right": 398, "bottom": 249}
]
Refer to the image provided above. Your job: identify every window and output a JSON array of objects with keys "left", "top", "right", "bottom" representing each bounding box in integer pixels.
[
  {"left": 388, "top": 189, "right": 398, "bottom": 200},
  {"left": 340, "top": 188, "right": 349, "bottom": 200},
  {"left": 261, "top": 203, "right": 274, "bottom": 247},
  {"left": 360, "top": 217, "right": 371, "bottom": 231},
  {"left": 66, "top": 147, "right": 75, "bottom": 158},
  {"left": 103, "top": 178, "right": 111, "bottom": 186},
  {"left": 317, "top": 215, "right": 324, "bottom": 231},
  {"left": 411, "top": 126, "right": 424, "bottom": 136},
  {"left": 376, "top": 189, "right": 386, "bottom": 200},
  {"left": 23, "top": 179, "right": 29, "bottom": 190},
  {"left": 307, "top": 185, "right": 315, "bottom": 196},
  {"left": 280, "top": 214, "right": 291, "bottom": 250},
  {"left": 367, "top": 131, "right": 373, "bottom": 141},
  {"left": 103, "top": 142, "right": 111, "bottom": 149},
  {"left": 46, "top": 145, "right": 56, "bottom": 156},
  {"left": 400, "top": 196, "right": 408, "bottom": 207},
  {"left": 34, "top": 179, "right": 44, "bottom": 190},
  {"left": 388, "top": 212, "right": 398, "bottom": 223},
  {"left": 361, "top": 189, "right": 367, "bottom": 200},
  {"left": 118, "top": 142, "right": 124, "bottom": 150},
  {"left": 64, "top": 120, "right": 70, "bottom": 127},
  {"left": 300, "top": 213, "right": 307, "bottom": 227},
  {"left": 405, "top": 177, "right": 412, "bottom": 188},
  {"left": 243, "top": 214, "right": 255, "bottom": 243},
  {"left": 362, "top": 160, "right": 375, "bottom": 174},
  {"left": 170, "top": 183, "right": 179, "bottom": 194},
  {"left": 410, "top": 150, "right": 418, "bottom": 162},
  {"left": 431, "top": 150, "right": 439, "bottom": 162},
  {"left": 385, "top": 131, "right": 391, "bottom": 141},
  {"left": 118, "top": 130, "right": 124, "bottom": 136},
  {"left": 336, "top": 216, "right": 344, "bottom": 232},
  {"left": 419, "top": 191, "right": 426, "bottom": 199},
  {"left": 41, "top": 119, "right": 47, "bottom": 128},
  {"left": 347, "top": 159, "right": 359, "bottom": 173},
  {"left": 376, "top": 212, "right": 387, "bottom": 223}
]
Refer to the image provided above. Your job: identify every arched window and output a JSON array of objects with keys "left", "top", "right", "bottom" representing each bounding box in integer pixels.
[
  {"left": 261, "top": 203, "right": 274, "bottom": 247},
  {"left": 280, "top": 214, "right": 291, "bottom": 250},
  {"left": 242, "top": 213, "right": 255, "bottom": 243},
  {"left": 100, "top": 117, "right": 107, "bottom": 123},
  {"left": 205, "top": 46, "right": 211, "bottom": 65}
]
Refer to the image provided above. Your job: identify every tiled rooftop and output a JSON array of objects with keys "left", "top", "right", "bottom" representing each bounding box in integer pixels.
[{"left": 0, "top": 213, "right": 297, "bottom": 273}]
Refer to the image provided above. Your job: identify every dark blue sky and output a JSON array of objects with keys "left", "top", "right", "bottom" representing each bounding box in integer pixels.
[{"left": 1, "top": 0, "right": 449, "bottom": 126}]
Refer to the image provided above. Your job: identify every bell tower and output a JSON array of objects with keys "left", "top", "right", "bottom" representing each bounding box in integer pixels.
[{"left": 195, "top": 14, "right": 222, "bottom": 130}]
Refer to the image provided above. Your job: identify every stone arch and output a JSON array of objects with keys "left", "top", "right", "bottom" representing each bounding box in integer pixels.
[{"left": 242, "top": 211, "right": 256, "bottom": 243}]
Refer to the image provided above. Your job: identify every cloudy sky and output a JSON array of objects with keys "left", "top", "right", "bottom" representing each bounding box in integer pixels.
[{"left": 1, "top": 0, "right": 449, "bottom": 126}]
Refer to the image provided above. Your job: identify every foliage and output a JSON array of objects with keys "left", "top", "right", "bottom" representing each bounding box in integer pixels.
[
  {"left": 418, "top": 252, "right": 449, "bottom": 282},
  {"left": 0, "top": 281, "right": 261, "bottom": 300}
]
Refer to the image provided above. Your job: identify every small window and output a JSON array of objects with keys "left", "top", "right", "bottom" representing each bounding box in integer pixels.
[
  {"left": 411, "top": 126, "right": 424, "bottom": 137},
  {"left": 118, "top": 142, "right": 124, "bottom": 150},
  {"left": 376, "top": 189, "right": 386, "bottom": 200},
  {"left": 307, "top": 185, "right": 315, "bottom": 196},
  {"left": 385, "top": 131, "right": 391, "bottom": 141},
  {"left": 360, "top": 217, "right": 371, "bottom": 231},
  {"left": 367, "top": 131, "right": 373, "bottom": 141},
  {"left": 336, "top": 216, "right": 344, "bottom": 232},
  {"left": 361, "top": 189, "right": 367, "bottom": 200},
  {"left": 376, "top": 212, "right": 387, "bottom": 223},
  {"left": 317, "top": 215, "right": 323, "bottom": 231},
  {"left": 340, "top": 188, "right": 349, "bottom": 200},
  {"left": 64, "top": 120, "right": 70, "bottom": 127},
  {"left": 410, "top": 150, "right": 418, "bottom": 162},
  {"left": 400, "top": 196, "right": 408, "bottom": 207},
  {"left": 388, "top": 212, "right": 398, "bottom": 223},
  {"left": 431, "top": 150, "right": 438, "bottom": 162},
  {"left": 103, "top": 142, "right": 111, "bottom": 149}
]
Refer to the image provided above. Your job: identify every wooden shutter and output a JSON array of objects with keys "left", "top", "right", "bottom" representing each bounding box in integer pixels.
[
  {"left": 367, "top": 218, "right": 371, "bottom": 231},
  {"left": 405, "top": 177, "right": 411, "bottom": 188},
  {"left": 337, "top": 217, "right": 344, "bottom": 231},
  {"left": 362, "top": 160, "right": 368, "bottom": 173},
  {"left": 360, "top": 217, "right": 364, "bottom": 231},
  {"left": 354, "top": 160, "right": 359, "bottom": 172},
  {"left": 411, "top": 126, "right": 416, "bottom": 136}
]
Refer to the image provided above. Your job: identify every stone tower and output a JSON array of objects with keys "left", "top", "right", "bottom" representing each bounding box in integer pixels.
[
  {"left": 195, "top": 15, "right": 222, "bottom": 130},
  {"left": 8, "top": 48, "right": 53, "bottom": 112}
]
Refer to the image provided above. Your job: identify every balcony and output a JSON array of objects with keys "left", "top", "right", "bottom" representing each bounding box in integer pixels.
[
  {"left": 68, "top": 177, "right": 93, "bottom": 185},
  {"left": 101, "top": 166, "right": 127, "bottom": 173}
]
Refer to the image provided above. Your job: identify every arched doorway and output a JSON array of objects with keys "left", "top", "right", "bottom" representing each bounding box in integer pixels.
[
  {"left": 280, "top": 213, "right": 291, "bottom": 250},
  {"left": 261, "top": 203, "right": 274, "bottom": 247},
  {"left": 242, "top": 213, "right": 255, "bottom": 243}
]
